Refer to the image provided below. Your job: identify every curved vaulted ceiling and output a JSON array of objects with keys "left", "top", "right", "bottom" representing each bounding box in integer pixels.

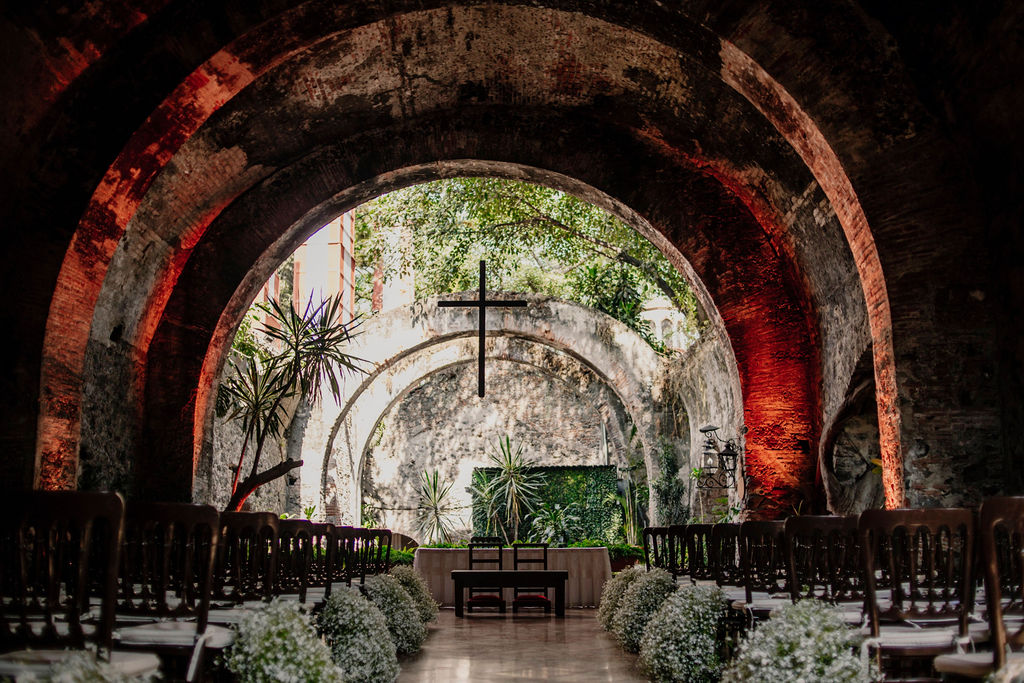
[{"left": 4, "top": 1, "right": 1016, "bottom": 514}]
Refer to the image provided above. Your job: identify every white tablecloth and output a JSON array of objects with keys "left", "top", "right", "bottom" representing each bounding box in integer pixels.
[{"left": 413, "top": 547, "right": 612, "bottom": 607}]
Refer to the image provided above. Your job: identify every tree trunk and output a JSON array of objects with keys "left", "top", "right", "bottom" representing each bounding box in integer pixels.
[{"left": 224, "top": 458, "right": 304, "bottom": 512}]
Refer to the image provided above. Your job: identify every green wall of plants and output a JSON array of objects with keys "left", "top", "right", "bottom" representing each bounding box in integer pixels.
[{"left": 471, "top": 465, "right": 618, "bottom": 543}]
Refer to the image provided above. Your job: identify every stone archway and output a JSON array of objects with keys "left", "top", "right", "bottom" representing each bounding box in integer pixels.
[
  {"left": 265, "top": 295, "right": 737, "bottom": 526},
  {"left": 28, "top": 2, "right": 906, "bottom": 517}
]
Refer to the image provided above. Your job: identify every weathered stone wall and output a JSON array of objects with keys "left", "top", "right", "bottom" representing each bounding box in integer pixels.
[
  {"left": 5, "top": 1, "right": 1021, "bottom": 518},
  {"left": 362, "top": 357, "right": 633, "bottom": 542}
]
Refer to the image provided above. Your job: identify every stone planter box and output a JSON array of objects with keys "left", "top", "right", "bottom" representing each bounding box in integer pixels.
[{"left": 413, "top": 547, "right": 612, "bottom": 608}]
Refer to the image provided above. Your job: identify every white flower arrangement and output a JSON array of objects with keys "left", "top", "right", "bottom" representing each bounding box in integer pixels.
[
  {"left": 611, "top": 567, "right": 679, "bottom": 653},
  {"left": 389, "top": 565, "right": 439, "bottom": 623},
  {"left": 598, "top": 564, "right": 646, "bottom": 631},
  {"left": 226, "top": 597, "right": 344, "bottom": 683},
  {"left": 316, "top": 587, "right": 400, "bottom": 683},
  {"left": 362, "top": 575, "right": 428, "bottom": 656},
  {"left": 721, "top": 599, "right": 875, "bottom": 683},
  {"left": 639, "top": 584, "right": 728, "bottom": 683}
]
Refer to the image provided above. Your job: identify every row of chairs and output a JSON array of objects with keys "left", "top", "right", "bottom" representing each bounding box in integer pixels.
[
  {"left": 642, "top": 499, "right": 1024, "bottom": 680},
  {"left": 0, "top": 491, "right": 392, "bottom": 681},
  {"left": 466, "top": 538, "right": 552, "bottom": 613}
]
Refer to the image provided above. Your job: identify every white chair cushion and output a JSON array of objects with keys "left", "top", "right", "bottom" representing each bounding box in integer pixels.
[
  {"left": 0, "top": 649, "right": 160, "bottom": 679},
  {"left": 933, "top": 651, "right": 997, "bottom": 677},
  {"left": 860, "top": 623, "right": 962, "bottom": 649},
  {"left": 116, "top": 621, "right": 235, "bottom": 649},
  {"left": 205, "top": 608, "right": 254, "bottom": 625}
]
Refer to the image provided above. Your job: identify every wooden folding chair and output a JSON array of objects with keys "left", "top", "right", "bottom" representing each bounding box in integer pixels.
[
  {"left": 784, "top": 515, "right": 864, "bottom": 624},
  {"left": 711, "top": 523, "right": 745, "bottom": 602},
  {"left": 303, "top": 523, "right": 336, "bottom": 604},
  {"left": 275, "top": 519, "right": 313, "bottom": 603},
  {"left": 113, "top": 502, "right": 229, "bottom": 682},
  {"left": 935, "top": 497, "right": 1024, "bottom": 678},
  {"left": 860, "top": 508, "right": 979, "bottom": 681},
  {"left": 642, "top": 526, "right": 675, "bottom": 574},
  {"left": 0, "top": 491, "right": 160, "bottom": 679},
  {"left": 738, "top": 520, "right": 789, "bottom": 620},
  {"left": 208, "top": 512, "right": 278, "bottom": 624},
  {"left": 682, "top": 523, "right": 715, "bottom": 584}
]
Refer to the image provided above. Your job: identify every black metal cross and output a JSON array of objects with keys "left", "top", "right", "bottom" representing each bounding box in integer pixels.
[{"left": 438, "top": 260, "right": 527, "bottom": 397}]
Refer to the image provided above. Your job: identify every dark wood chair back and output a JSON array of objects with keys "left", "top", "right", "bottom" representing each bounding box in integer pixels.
[
  {"left": 213, "top": 512, "right": 278, "bottom": 604},
  {"left": 666, "top": 526, "right": 687, "bottom": 579},
  {"left": 512, "top": 543, "right": 551, "bottom": 607},
  {"left": 329, "top": 526, "right": 356, "bottom": 586},
  {"left": 683, "top": 524, "right": 715, "bottom": 582},
  {"left": 859, "top": 508, "right": 975, "bottom": 637},
  {"left": 711, "top": 523, "right": 743, "bottom": 587},
  {"left": 740, "top": 520, "right": 788, "bottom": 601},
  {"left": 307, "top": 523, "right": 335, "bottom": 597},
  {"left": 784, "top": 515, "right": 862, "bottom": 605},
  {"left": 119, "top": 502, "right": 219, "bottom": 631},
  {"left": 354, "top": 528, "right": 391, "bottom": 583},
  {"left": 275, "top": 519, "right": 313, "bottom": 602},
  {"left": 977, "top": 497, "right": 1024, "bottom": 669},
  {"left": 0, "top": 491, "right": 125, "bottom": 656},
  {"left": 467, "top": 539, "right": 504, "bottom": 607},
  {"left": 642, "top": 526, "right": 675, "bottom": 574}
]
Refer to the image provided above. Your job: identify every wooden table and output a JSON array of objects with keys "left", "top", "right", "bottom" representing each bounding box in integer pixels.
[
  {"left": 451, "top": 569, "right": 569, "bottom": 617},
  {"left": 415, "top": 547, "right": 610, "bottom": 607}
]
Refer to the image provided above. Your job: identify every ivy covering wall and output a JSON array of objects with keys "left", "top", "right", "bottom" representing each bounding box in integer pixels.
[{"left": 471, "top": 465, "right": 618, "bottom": 543}]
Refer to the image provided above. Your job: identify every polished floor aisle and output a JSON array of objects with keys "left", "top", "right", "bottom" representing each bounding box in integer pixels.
[{"left": 398, "top": 608, "right": 646, "bottom": 682}]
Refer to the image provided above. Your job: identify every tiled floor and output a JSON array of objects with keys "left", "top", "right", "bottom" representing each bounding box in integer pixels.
[{"left": 398, "top": 608, "right": 647, "bottom": 682}]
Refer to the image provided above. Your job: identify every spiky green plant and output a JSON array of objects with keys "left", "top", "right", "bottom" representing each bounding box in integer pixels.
[
  {"left": 223, "top": 293, "right": 368, "bottom": 511},
  {"left": 486, "top": 435, "right": 543, "bottom": 544},
  {"left": 417, "top": 469, "right": 457, "bottom": 544}
]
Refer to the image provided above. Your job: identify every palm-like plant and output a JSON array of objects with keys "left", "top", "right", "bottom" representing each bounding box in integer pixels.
[
  {"left": 530, "top": 502, "right": 581, "bottom": 547},
  {"left": 222, "top": 293, "right": 368, "bottom": 511},
  {"left": 485, "top": 435, "right": 543, "bottom": 544},
  {"left": 417, "top": 470, "right": 457, "bottom": 544}
]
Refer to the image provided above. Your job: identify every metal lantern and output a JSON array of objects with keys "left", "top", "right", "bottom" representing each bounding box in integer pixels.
[{"left": 695, "top": 425, "right": 742, "bottom": 489}]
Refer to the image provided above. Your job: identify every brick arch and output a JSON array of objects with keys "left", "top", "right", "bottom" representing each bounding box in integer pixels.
[{"left": 32, "top": 2, "right": 897, "bottom": 515}]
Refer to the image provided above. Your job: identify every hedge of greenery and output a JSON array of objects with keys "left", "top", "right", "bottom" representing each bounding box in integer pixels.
[{"left": 471, "top": 465, "right": 617, "bottom": 542}]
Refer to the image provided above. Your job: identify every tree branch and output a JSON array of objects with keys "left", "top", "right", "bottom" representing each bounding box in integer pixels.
[
  {"left": 497, "top": 190, "right": 683, "bottom": 305},
  {"left": 225, "top": 459, "right": 304, "bottom": 512}
]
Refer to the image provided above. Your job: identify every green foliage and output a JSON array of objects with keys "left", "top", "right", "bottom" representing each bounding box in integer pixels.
[
  {"left": 572, "top": 263, "right": 665, "bottom": 352},
  {"left": 598, "top": 565, "right": 647, "bottom": 631},
  {"left": 362, "top": 575, "right": 428, "bottom": 656},
  {"left": 639, "top": 585, "right": 729, "bottom": 683},
  {"left": 471, "top": 465, "right": 618, "bottom": 544},
  {"left": 529, "top": 502, "right": 581, "bottom": 547},
  {"left": 389, "top": 565, "right": 439, "bottom": 623},
  {"left": 653, "top": 440, "right": 689, "bottom": 525},
  {"left": 471, "top": 436, "right": 544, "bottom": 544},
  {"left": 612, "top": 568, "right": 679, "bottom": 653},
  {"left": 353, "top": 178, "right": 697, "bottom": 351},
  {"left": 316, "top": 588, "right": 399, "bottom": 683},
  {"left": 389, "top": 548, "right": 415, "bottom": 566},
  {"left": 228, "top": 598, "right": 344, "bottom": 682},
  {"left": 220, "top": 292, "right": 368, "bottom": 512},
  {"left": 570, "top": 540, "right": 644, "bottom": 564},
  {"left": 361, "top": 503, "right": 382, "bottom": 528},
  {"left": 416, "top": 469, "right": 457, "bottom": 544}
]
